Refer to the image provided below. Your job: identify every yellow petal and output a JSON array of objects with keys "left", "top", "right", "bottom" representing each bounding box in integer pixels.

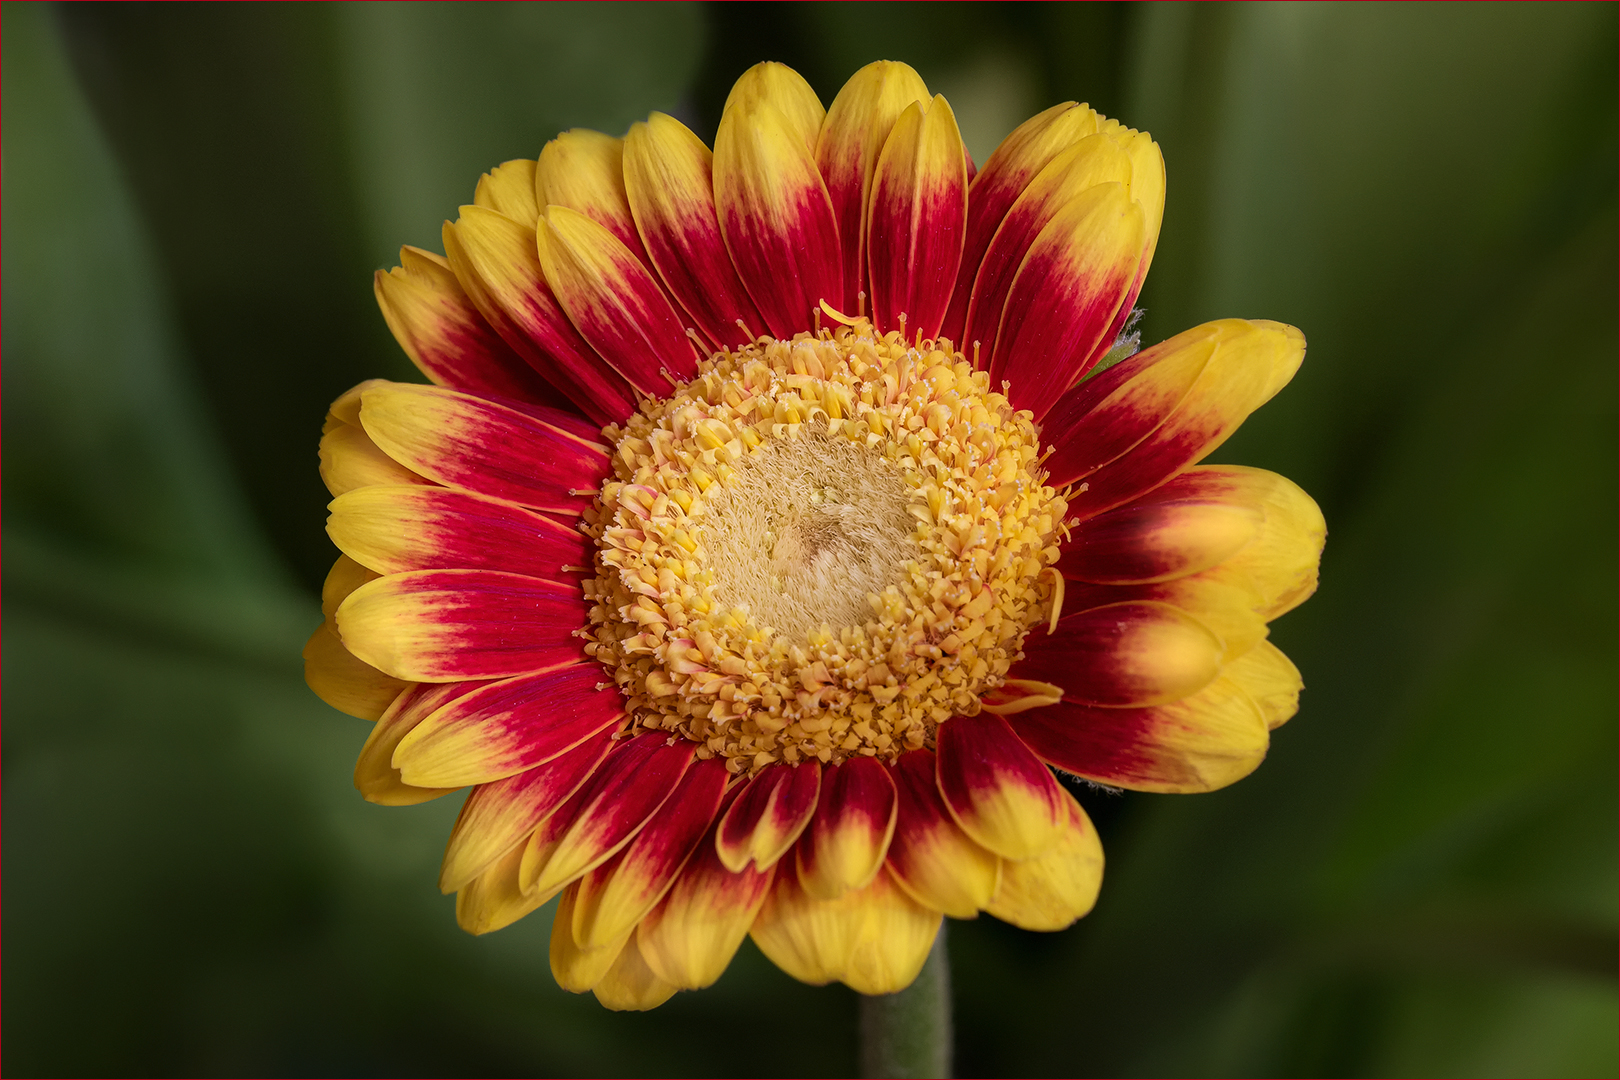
[
  {"left": 353, "top": 683, "right": 464, "bottom": 805},
  {"left": 473, "top": 158, "right": 539, "bottom": 225},
  {"left": 317, "top": 421, "right": 426, "bottom": 497},
  {"left": 722, "top": 61, "right": 825, "bottom": 155},
  {"left": 302, "top": 619, "right": 407, "bottom": 721},
  {"left": 1225, "top": 639, "right": 1303, "bottom": 730},
  {"left": 593, "top": 931, "right": 679, "bottom": 1012},
  {"left": 456, "top": 837, "right": 549, "bottom": 935},
  {"left": 535, "top": 129, "right": 646, "bottom": 262},
  {"left": 550, "top": 884, "right": 629, "bottom": 993},
  {"left": 986, "top": 790, "right": 1103, "bottom": 931}
]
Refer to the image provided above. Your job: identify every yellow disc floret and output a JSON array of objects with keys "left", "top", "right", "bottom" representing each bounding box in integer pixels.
[{"left": 582, "top": 323, "right": 1068, "bottom": 773}]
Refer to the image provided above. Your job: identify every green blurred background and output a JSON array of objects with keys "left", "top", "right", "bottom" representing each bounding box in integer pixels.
[{"left": 4, "top": 2, "right": 1616, "bottom": 1075}]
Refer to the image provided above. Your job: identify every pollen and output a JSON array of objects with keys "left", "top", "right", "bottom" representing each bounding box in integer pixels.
[{"left": 582, "top": 323, "right": 1069, "bottom": 772}]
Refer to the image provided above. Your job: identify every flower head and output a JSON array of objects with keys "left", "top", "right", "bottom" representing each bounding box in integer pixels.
[{"left": 307, "top": 60, "right": 1324, "bottom": 1011}]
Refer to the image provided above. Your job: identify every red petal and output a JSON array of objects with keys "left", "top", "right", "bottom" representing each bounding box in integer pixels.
[
  {"left": 715, "top": 759, "right": 822, "bottom": 871},
  {"left": 935, "top": 712, "right": 1066, "bottom": 860},
  {"left": 886, "top": 749, "right": 999, "bottom": 918}
]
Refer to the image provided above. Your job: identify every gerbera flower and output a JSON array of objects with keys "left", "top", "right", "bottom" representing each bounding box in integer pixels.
[{"left": 306, "top": 60, "right": 1324, "bottom": 1012}]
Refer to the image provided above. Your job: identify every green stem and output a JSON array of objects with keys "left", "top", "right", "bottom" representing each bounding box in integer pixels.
[{"left": 858, "top": 924, "right": 953, "bottom": 1078}]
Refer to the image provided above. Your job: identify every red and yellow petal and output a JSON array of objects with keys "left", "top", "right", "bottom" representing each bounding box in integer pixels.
[
  {"left": 456, "top": 835, "right": 549, "bottom": 935},
  {"left": 987, "top": 182, "right": 1146, "bottom": 420},
  {"left": 1010, "top": 673, "right": 1271, "bottom": 793},
  {"left": 334, "top": 569, "right": 587, "bottom": 682},
  {"left": 715, "top": 759, "right": 821, "bottom": 872},
  {"left": 473, "top": 158, "right": 539, "bottom": 226},
  {"left": 794, "top": 756, "right": 899, "bottom": 900},
  {"left": 375, "top": 245, "right": 565, "bottom": 406},
  {"left": 714, "top": 76, "right": 841, "bottom": 339},
  {"left": 722, "top": 61, "right": 826, "bottom": 155},
  {"left": 354, "top": 681, "right": 481, "bottom": 805},
  {"left": 1182, "top": 466, "right": 1325, "bottom": 619},
  {"left": 1015, "top": 600, "right": 1224, "bottom": 707},
  {"left": 392, "top": 664, "right": 622, "bottom": 787},
  {"left": 1054, "top": 320, "right": 1307, "bottom": 516},
  {"left": 934, "top": 712, "right": 1067, "bottom": 860},
  {"left": 570, "top": 758, "right": 728, "bottom": 948},
  {"left": 1058, "top": 491, "right": 1262, "bottom": 585},
  {"left": 623, "top": 112, "right": 766, "bottom": 350},
  {"left": 520, "top": 732, "right": 694, "bottom": 898},
  {"left": 985, "top": 787, "right": 1103, "bottom": 931},
  {"left": 443, "top": 206, "right": 638, "bottom": 424},
  {"left": 638, "top": 800, "right": 776, "bottom": 990},
  {"left": 815, "top": 60, "right": 930, "bottom": 311},
  {"left": 886, "top": 749, "right": 1000, "bottom": 918},
  {"left": 1059, "top": 578, "right": 1269, "bottom": 663},
  {"left": 326, "top": 484, "right": 589, "bottom": 579},
  {"left": 356, "top": 382, "right": 608, "bottom": 514},
  {"left": 942, "top": 101, "right": 1102, "bottom": 342},
  {"left": 960, "top": 132, "right": 1133, "bottom": 362},
  {"left": 438, "top": 725, "right": 617, "bottom": 893},
  {"left": 536, "top": 205, "right": 699, "bottom": 393},
  {"left": 535, "top": 129, "right": 649, "bottom": 268},
  {"left": 865, "top": 94, "right": 967, "bottom": 340},
  {"left": 749, "top": 863, "right": 941, "bottom": 994}
]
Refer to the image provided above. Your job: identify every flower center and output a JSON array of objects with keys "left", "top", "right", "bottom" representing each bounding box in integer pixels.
[{"left": 582, "top": 325, "right": 1068, "bottom": 773}]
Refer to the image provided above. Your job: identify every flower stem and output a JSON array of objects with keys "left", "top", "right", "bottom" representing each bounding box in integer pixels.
[{"left": 858, "top": 924, "right": 952, "bottom": 1078}]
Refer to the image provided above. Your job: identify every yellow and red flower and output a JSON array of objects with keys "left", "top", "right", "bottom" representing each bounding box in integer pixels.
[{"left": 307, "top": 60, "right": 1324, "bottom": 1011}]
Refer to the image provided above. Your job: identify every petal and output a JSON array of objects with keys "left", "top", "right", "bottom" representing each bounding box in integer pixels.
[
  {"left": 715, "top": 759, "right": 822, "bottom": 871},
  {"left": 1058, "top": 579, "right": 1268, "bottom": 663},
  {"left": 1014, "top": 600, "right": 1224, "bottom": 707},
  {"left": 886, "top": 749, "right": 1000, "bottom": 918},
  {"left": 318, "top": 420, "right": 428, "bottom": 498},
  {"left": 865, "top": 95, "right": 968, "bottom": 340},
  {"left": 393, "top": 664, "right": 623, "bottom": 787},
  {"left": 456, "top": 835, "right": 548, "bottom": 935},
  {"left": 1094, "top": 124, "right": 1166, "bottom": 349},
  {"left": 1058, "top": 496, "right": 1262, "bottom": 585},
  {"left": 438, "top": 726, "right": 617, "bottom": 892},
  {"left": 815, "top": 60, "right": 930, "bottom": 311},
  {"left": 1041, "top": 323, "right": 1219, "bottom": 489},
  {"left": 375, "top": 245, "right": 567, "bottom": 406},
  {"left": 794, "top": 756, "right": 898, "bottom": 900},
  {"left": 320, "top": 552, "right": 378, "bottom": 618},
  {"left": 750, "top": 866, "right": 941, "bottom": 994},
  {"left": 357, "top": 381, "right": 609, "bottom": 515},
  {"left": 473, "top": 158, "right": 539, "bottom": 226},
  {"left": 443, "top": 206, "right": 638, "bottom": 425},
  {"left": 571, "top": 757, "right": 729, "bottom": 948},
  {"left": 722, "top": 62, "right": 825, "bottom": 155},
  {"left": 942, "top": 102, "right": 1103, "bottom": 343},
  {"left": 1011, "top": 673, "right": 1270, "bottom": 793},
  {"left": 327, "top": 484, "right": 588, "bottom": 580},
  {"left": 714, "top": 90, "right": 842, "bottom": 338},
  {"left": 638, "top": 804, "right": 776, "bottom": 990},
  {"left": 536, "top": 205, "right": 698, "bottom": 392},
  {"left": 985, "top": 788, "right": 1103, "bottom": 931},
  {"left": 520, "top": 732, "right": 694, "bottom": 898},
  {"left": 988, "top": 182, "right": 1145, "bottom": 420},
  {"left": 335, "top": 569, "right": 587, "bottom": 682},
  {"left": 549, "top": 883, "right": 628, "bottom": 992},
  {"left": 593, "top": 933, "right": 678, "bottom": 1012},
  {"left": 354, "top": 681, "right": 479, "bottom": 805},
  {"left": 934, "top": 712, "right": 1067, "bottom": 860},
  {"left": 1062, "top": 320, "right": 1308, "bottom": 517},
  {"left": 623, "top": 112, "right": 766, "bottom": 349},
  {"left": 1181, "top": 466, "right": 1324, "bottom": 619},
  {"left": 535, "top": 129, "right": 650, "bottom": 268},
  {"left": 1224, "top": 640, "right": 1303, "bottom": 730},
  {"left": 302, "top": 619, "right": 407, "bottom": 721},
  {"left": 960, "top": 133, "right": 1134, "bottom": 362}
]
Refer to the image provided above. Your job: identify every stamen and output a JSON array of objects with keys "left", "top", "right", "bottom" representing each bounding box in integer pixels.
[{"left": 1044, "top": 566, "right": 1065, "bottom": 634}]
